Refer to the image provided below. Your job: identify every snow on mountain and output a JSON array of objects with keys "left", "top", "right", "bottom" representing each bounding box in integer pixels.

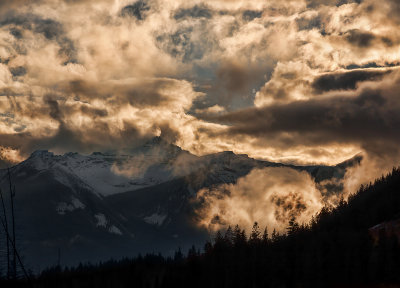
[
  {"left": 0, "top": 137, "right": 362, "bottom": 268},
  {"left": 13, "top": 137, "right": 199, "bottom": 196},
  {"left": 14, "top": 137, "right": 345, "bottom": 199},
  {"left": 56, "top": 197, "right": 85, "bottom": 215},
  {"left": 95, "top": 213, "right": 108, "bottom": 227},
  {"left": 143, "top": 213, "right": 168, "bottom": 226}
]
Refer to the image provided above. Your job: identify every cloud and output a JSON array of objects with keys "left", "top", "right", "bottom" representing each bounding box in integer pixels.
[
  {"left": 311, "top": 69, "right": 392, "bottom": 93},
  {"left": 212, "top": 70, "right": 400, "bottom": 152},
  {"left": 216, "top": 60, "right": 256, "bottom": 94},
  {"left": 0, "top": 0, "right": 399, "bottom": 173},
  {"left": 121, "top": 0, "right": 151, "bottom": 21},
  {"left": 345, "top": 29, "right": 378, "bottom": 48},
  {"left": 0, "top": 146, "right": 24, "bottom": 168},
  {"left": 174, "top": 4, "right": 213, "bottom": 20},
  {"left": 0, "top": 12, "right": 77, "bottom": 64},
  {"left": 195, "top": 104, "right": 226, "bottom": 115},
  {"left": 194, "top": 167, "right": 323, "bottom": 233},
  {"left": 0, "top": 0, "right": 35, "bottom": 11},
  {"left": 306, "top": 0, "right": 362, "bottom": 8},
  {"left": 197, "top": 68, "right": 400, "bottom": 193},
  {"left": 0, "top": 76, "right": 202, "bottom": 155},
  {"left": 242, "top": 10, "right": 263, "bottom": 22},
  {"left": 3, "top": 1, "right": 400, "bottom": 235}
]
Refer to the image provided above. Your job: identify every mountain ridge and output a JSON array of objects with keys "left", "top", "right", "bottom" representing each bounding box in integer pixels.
[{"left": 0, "top": 138, "right": 362, "bottom": 269}]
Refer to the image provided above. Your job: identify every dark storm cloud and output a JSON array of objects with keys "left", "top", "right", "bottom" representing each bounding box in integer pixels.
[
  {"left": 0, "top": 96, "right": 136, "bottom": 155},
  {"left": 206, "top": 72, "right": 400, "bottom": 153},
  {"left": 296, "top": 15, "right": 322, "bottom": 31},
  {"left": 0, "top": 104, "right": 142, "bottom": 157},
  {"left": 345, "top": 29, "right": 377, "bottom": 48},
  {"left": 79, "top": 106, "right": 108, "bottom": 118},
  {"left": 35, "top": 120, "right": 141, "bottom": 155},
  {"left": 174, "top": 4, "right": 213, "bottom": 20},
  {"left": 242, "top": 10, "right": 263, "bottom": 22},
  {"left": 345, "top": 62, "right": 400, "bottom": 70},
  {"left": 9, "top": 66, "right": 26, "bottom": 77},
  {"left": 122, "top": 83, "right": 172, "bottom": 107},
  {"left": 312, "top": 69, "right": 391, "bottom": 93},
  {"left": 0, "top": 14, "right": 61, "bottom": 39},
  {"left": 67, "top": 80, "right": 100, "bottom": 98},
  {"left": 2, "top": 0, "right": 400, "bottom": 166},
  {"left": 9, "top": 27, "right": 23, "bottom": 39},
  {"left": 45, "top": 96, "right": 63, "bottom": 122},
  {"left": 306, "top": 0, "right": 362, "bottom": 8},
  {"left": 121, "top": 0, "right": 150, "bottom": 21},
  {"left": 65, "top": 79, "right": 187, "bottom": 108},
  {"left": 0, "top": 73, "right": 198, "bottom": 157},
  {"left": 0, "top": 13, "right": 78, "bottom": 64}
]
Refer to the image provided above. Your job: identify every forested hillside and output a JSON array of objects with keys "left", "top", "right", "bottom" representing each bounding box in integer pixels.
[{"left": 4, "top": 168, "right": 400, "bottom": 287}]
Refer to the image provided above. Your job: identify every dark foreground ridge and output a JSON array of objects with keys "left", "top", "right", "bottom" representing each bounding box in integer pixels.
[{"left": 3, "top": 168, "right": 400, "bottom": 287}]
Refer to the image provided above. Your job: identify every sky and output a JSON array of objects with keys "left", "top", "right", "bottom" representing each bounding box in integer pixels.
[{"left": 1, "top": 0, "right": 400, "bottom": 172}]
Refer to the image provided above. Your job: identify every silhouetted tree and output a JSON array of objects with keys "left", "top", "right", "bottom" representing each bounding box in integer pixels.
[
  {"left": 287, "top": 216, "right": 299, "bottom": 236},
  {"left": 271, "top": 228, "right": 279, "bottom": 242},
  {"left": 224, "top": 226, "right": 234, "bottom": 246},
  {"left": 262, "top": 226, "right": 268, "bottom": 243},
  {"left": 249, "top": 222, "right": 261, "bottom": 244},
  {"left": 6, "top": 167, "right": 400, "bottom": 288},
  {"left": 174, "top": 247, "right": 183, "bottom": 262}
]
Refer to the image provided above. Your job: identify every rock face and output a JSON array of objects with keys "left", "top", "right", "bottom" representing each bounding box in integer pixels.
[
  {"left": 0, "top": 138, "right": 359, "bottom": 270},
  {"left": 369, "top": 218, "right": 400, "bottom": 245}
]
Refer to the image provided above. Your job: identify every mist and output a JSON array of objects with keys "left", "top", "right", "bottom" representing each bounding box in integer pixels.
[{"left": 194, "top": 167, "right": 324, "bottom": 234}]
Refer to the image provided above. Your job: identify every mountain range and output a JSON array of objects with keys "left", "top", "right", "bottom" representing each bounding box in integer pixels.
[{"left": 0, "top": 137, "right": 361, "bottom": 271}]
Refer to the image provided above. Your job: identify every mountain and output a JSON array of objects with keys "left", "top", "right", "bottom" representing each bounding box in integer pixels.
[
  {"left": 17, "top": 167, "right": 400, "bottom": 288},
  {"left": 0, "top": 137, "right": 361, "bottom": 270}
]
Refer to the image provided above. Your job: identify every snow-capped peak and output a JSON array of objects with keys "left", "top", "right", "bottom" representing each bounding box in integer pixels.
[{"left": 19, "top": 138, "right": 191, "bottom": 196}]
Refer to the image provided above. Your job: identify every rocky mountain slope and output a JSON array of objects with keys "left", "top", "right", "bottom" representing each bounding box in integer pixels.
[{"left": 0, "top": 137, "right": 361, "bottom": 270}]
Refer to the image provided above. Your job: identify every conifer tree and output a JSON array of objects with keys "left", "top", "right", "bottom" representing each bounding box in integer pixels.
[
  {"left": 262, "top": 226, "right": 269, "bottom": 243},
  {"left": 271, "top": 228, "right": 278, "bottom": 242},
  {"left": 249, "top": 222, "right": 261, "bottom": 243},
  {"left": 224, "top": 225, "right": 233, "bottom": 246},
  {"left": 287, "top": 216, "right": 299, "bottom": 236}
]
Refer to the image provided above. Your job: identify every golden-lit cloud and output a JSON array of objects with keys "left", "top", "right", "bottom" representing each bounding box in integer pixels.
[
  {"left": 0, "top": 146, "right": 24, "bottom": 167},
  {"left": 0, "top": 0, "right": 399, "bottom": 180},
  {"left": 194, "top": 167, "right": 323, "bottom": 233}
]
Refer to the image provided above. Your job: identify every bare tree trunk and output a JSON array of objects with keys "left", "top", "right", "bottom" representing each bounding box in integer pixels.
[
  {"left": 0, "top": 208, "right": 32, "bottom": 287},
  {"left": 8, "top": 168, "right": 17, "bottom": 280},
  {"left": 0, "top": 187, "right": 10, "bottom": 280}
]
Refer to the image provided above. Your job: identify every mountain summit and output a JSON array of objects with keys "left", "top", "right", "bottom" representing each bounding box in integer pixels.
[{"left": 0, "top": 141, "right": 361, "bottom": 269}]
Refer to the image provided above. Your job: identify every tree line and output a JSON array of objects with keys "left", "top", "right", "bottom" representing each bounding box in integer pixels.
[{"left": 4, "top": 168, "right": 400, "bottom": 287}]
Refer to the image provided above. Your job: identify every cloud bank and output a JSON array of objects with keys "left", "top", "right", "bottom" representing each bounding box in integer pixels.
[{"left": 0, "top": 0, "right": 399, "bottom": 194}]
